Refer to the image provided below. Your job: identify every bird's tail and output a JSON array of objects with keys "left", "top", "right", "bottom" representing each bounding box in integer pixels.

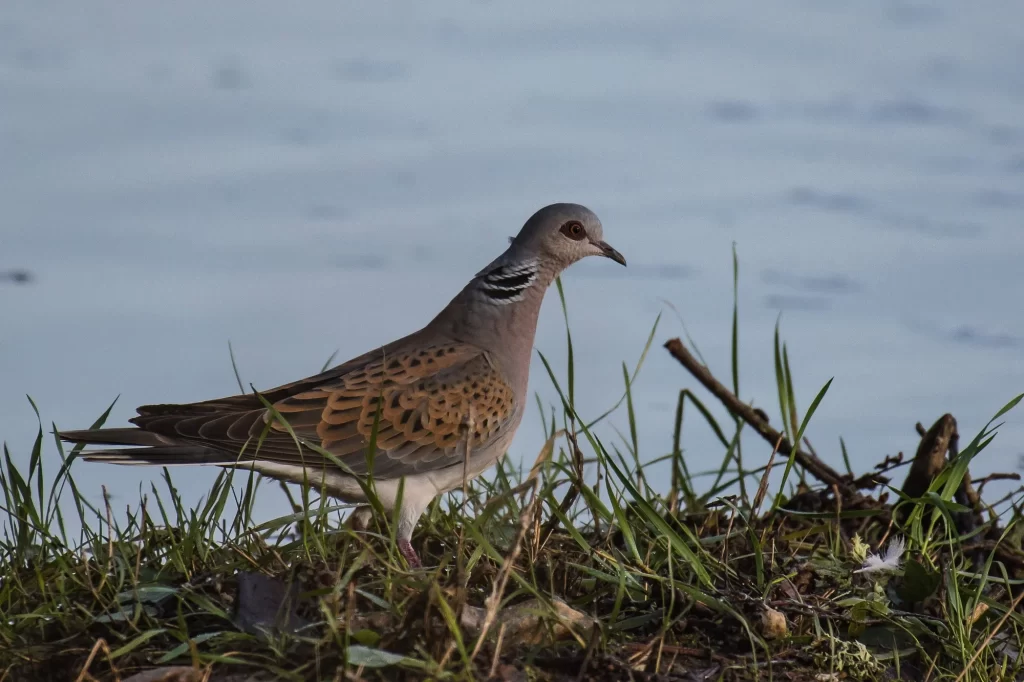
[{"left": 59, "top": 428, "right": 235, "bottom": 466}]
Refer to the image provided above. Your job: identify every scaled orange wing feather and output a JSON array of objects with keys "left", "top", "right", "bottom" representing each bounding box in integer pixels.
[{"left": 267, "top": 343, "right": 515, "bottom": 475}]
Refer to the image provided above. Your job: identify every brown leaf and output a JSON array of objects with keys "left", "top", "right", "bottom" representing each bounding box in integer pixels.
[
  {"left": 461, "top": 597, "right": 595, "bottom": 646},
  {"left": 760, "top": 607, "right": 788, "bottom": 640}
]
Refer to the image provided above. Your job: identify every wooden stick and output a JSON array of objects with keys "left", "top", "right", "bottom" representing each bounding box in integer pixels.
[{"left": 663, "top": 338, "right": 847, "bottom": 490}]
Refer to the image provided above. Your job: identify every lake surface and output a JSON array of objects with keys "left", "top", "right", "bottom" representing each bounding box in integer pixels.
[{"left": 2, "top": 1, "right": 1023, "bottom": 522}]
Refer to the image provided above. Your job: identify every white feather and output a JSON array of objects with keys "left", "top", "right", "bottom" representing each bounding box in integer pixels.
[{"left": 854, "top": 535, "right": 906, "bottom": 574}]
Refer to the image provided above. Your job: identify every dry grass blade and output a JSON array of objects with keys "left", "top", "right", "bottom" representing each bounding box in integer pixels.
[
  {"left": 468, "top": 430, "right": 561, "bottom": 660},
  {"left": 750, "top": 435, "right": 782, "bottom": 515},
  {"left": 954, "top": 588, "right": 1024, "bottom": 682}
]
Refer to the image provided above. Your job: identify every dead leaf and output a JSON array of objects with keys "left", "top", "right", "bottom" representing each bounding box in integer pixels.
[
  {"left": 761, "top": 607, "right": 788, "bottom": 639},
  {"left": 232, "top": 571, "right": 311, "bottom": 639},
  {"left": 461, "top": 597, "right": 595, "bottom": 646}
]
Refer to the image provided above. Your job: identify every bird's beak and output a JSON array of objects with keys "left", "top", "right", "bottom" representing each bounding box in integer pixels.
[{"left": 593, "top": 240, "right": 627, "bottom": 266}]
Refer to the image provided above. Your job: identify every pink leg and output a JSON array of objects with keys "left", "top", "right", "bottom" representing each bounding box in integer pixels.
[{"left": 398, "top": 538, "right": 422, "bottom": 568}]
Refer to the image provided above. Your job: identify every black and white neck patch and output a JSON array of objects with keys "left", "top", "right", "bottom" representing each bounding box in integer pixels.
[{"left": 478, "top": 258, "right": 539, "bottom": 304}]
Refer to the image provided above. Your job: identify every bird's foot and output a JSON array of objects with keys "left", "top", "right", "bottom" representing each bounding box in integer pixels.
[{"left": 398, "top": 538, "right": 422, "bottom": 568}]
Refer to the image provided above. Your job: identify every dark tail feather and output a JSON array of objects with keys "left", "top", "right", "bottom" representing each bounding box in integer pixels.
[
  {"left": 59, "top": 428, "right": 169, "bottom": 447},
  {"left": 79, "top": 446, "right": 237, "bottom": 466},
  {"left": 60, "top": 428, "right": 235, "bottom": 466}
]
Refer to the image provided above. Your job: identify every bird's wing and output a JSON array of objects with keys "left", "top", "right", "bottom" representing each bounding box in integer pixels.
[{"left": 128, "top": 341, "right": 516, "bottom": 478}]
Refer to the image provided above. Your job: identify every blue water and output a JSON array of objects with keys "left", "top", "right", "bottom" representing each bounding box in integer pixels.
[{"left": 2, "top": 1, "right": 1023, "bottom": 522}]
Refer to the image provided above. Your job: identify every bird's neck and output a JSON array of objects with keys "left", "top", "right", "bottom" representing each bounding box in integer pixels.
[
  {"left": 430, "top": 251, "right": 559, "bottom": 388},
  {"left": 463, "top": 254, "right": 559, "bottom": 330},
  {"left": 471, "top": 255, "right": 553, "bottom": 306}
]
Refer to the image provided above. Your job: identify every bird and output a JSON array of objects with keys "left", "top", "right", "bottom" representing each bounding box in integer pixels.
[{"left": 60, "top": 203, "right": 625, "bottom": 567}]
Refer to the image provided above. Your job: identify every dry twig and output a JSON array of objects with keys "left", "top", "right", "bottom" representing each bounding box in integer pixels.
[{"left": 663, "top": 338, "right": 846, "bottom": 489}]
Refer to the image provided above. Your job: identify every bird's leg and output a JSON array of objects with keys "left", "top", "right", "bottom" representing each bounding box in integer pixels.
[
  {"left": 395, "top": 483, "right": 432, "bottom": 569},
  {"left": 347, "top": 505, "right": 373, "bottom": 531},
  {"left": 398, "top": 537, "right": 422, "bottom": 568},
  {"left": 351, "top": 504, "right": 420, "bottom": 567}
]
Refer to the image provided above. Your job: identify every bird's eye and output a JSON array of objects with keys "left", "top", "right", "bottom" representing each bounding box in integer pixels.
[{"left": 559, "top": 220, "right": 586, "bottom": 241}]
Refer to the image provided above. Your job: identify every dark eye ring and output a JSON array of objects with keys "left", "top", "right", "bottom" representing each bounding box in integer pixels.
[{"left": 560, "top": 220, "right": 586, "bottom": 241}]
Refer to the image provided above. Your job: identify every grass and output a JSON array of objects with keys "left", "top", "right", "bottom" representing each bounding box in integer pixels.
[{"left": 3, "top": 262, "right": 1024, "bottom": 682}]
